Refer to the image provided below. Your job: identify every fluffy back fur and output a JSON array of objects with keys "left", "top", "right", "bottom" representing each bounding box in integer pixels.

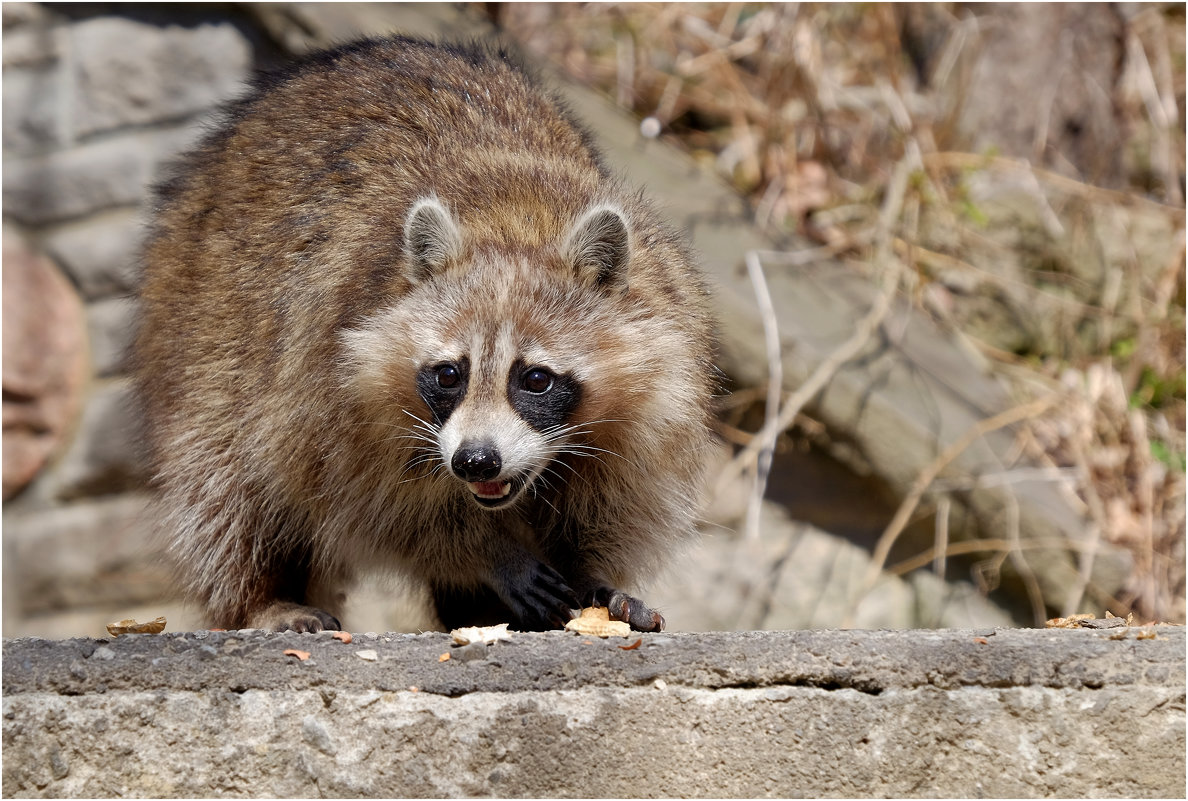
[{"left": 135, "top": 36, "right": 716, "bottom": 632}]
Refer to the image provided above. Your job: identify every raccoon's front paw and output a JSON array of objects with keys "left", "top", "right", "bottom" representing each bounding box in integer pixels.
[
  {"left": 589, "top": 586, "right": 665, "bottom": 632},
  {"left": 501, "top": 562, "right": 580, "bottom": 631},
  {"left": 248, "top": 602, "right": 341, "bottom": 633}
]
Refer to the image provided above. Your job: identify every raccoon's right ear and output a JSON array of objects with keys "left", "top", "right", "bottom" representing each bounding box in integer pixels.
[
  {"left": 403, "top": 197, "right": 462, "bottom": 281},
  {"left": 564, "top": 205, "right": 631, "bottom": 291}
]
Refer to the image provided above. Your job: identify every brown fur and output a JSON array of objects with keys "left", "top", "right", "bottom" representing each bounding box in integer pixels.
[{"left": 135, "top": 36, "right": 716, "bottom": 632}]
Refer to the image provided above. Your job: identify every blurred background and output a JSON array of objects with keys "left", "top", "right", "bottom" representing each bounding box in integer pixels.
[{"left": 3, "top": 2, "right": 1183, "bottom": 638}]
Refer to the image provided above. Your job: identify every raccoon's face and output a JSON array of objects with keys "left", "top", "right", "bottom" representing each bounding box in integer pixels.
[
  {"left": 415, "top": 347, "right": 583, "bottom": 509},
  {"left": 341, "top": 195, "right": 642, "bottom": 510}
]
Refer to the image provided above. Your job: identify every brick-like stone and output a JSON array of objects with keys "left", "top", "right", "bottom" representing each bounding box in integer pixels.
[
  {"left": 2, "top": 225, "right": 88, "bottom": 500},
  {"left": 2, "top": 65, "right": 66, "bottom": 153},
  {"left": 69, "top": 17, "right": 252, "bottom": 138},
  {"left": 1, "top": 494, "right": 167, "bottom": 617},
  {"left": 86, "top": 296, "right": 138, "bottom": 378},
  {"left": 3, "top": 126, "right": 197, "bottom": 224},
  {"left": 43, "top": 209, "right": 144, "bottom": 300},
  {"left": 48, "top": 379, "right": 149, "bottom": 501}
]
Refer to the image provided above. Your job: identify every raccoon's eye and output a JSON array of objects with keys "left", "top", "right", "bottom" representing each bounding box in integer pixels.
[
  {"left": 436, "top": 364, "right": 461, "bottom": 389},
  {"left": 521, "top": 367, "right": 554, "bottom": 394}
]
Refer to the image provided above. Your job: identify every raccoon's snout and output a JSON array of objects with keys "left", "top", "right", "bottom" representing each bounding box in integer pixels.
[
  {"left": 451, "top": 442, "right": 501, "bottom": 482},
  {"left": 451, "top": 441, "right": 520, "bottom": 508}
]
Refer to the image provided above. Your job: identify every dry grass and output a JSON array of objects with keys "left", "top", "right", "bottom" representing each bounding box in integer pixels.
[{"left": 494, "top": 2, "right": 1185, "bottom": 623}]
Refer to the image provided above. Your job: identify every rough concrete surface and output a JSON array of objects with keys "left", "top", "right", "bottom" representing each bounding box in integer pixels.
[{"left": 3, "top": 627, "right": 1183, "bottom": 798}]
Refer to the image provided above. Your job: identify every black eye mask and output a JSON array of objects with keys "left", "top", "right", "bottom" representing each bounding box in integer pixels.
[{"left": 507, "top": 359, "right": 582, "bottom": 432}]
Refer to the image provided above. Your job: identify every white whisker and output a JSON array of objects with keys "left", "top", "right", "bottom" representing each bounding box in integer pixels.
[{"left": 528, "top": 474, "right": 561, "bottom": 515}]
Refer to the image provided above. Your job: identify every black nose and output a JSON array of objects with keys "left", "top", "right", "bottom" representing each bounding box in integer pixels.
[{"left": 451, "top": 442, "right": 502, "bottom": 482}]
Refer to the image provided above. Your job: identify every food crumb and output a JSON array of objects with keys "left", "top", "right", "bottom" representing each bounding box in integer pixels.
[
  {"left": 451, "top": 623, "right": 512, "bottom": 645},
  {"left": 106, "top": 616, "right": 167, "bottom": 636},
  {"left": 565, "top": 606, "right": 631, "bottom": 638}
]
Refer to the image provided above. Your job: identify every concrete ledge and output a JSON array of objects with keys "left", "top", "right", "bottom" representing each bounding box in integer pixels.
[{"left": 3, "top": 627, "right": 1184, "bottom": 797}]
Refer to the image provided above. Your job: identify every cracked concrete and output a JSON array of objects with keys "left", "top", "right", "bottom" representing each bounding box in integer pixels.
[{"left": 4, "top": 627, "right": 1184, "bottom": 797}]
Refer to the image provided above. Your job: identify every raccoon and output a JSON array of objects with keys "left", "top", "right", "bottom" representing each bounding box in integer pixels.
[{"left": 134, "top": 36, "right": 716, "bottom": 634}]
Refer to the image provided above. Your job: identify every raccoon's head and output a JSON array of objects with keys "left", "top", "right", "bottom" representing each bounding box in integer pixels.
[{"left": 342, "top": 195, "right": 638, "bottom": 510}]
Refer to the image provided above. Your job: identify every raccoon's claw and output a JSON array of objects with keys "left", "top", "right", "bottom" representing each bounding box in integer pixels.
[
  {"left": 248, "top": 601, "right": 342, "bottom": 633},
  {"left": 590, "top": 587, "right": 666, "bottom": 632},
  {"left": 503, "top": 561, "right": 580, "bottom": 631}
]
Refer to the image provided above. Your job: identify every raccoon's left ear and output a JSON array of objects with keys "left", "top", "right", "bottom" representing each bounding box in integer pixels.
[{"left": 564, "top": 205, "right": 630, "bottom": 291}]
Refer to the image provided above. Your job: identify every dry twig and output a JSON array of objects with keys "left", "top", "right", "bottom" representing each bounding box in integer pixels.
[{"left": 742, "top": 249, "right": 783, "bottom": 542}]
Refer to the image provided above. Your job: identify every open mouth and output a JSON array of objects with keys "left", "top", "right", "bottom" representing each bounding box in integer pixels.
[{"left": 467, "top": 477, "right": 523, "bottom": 509}]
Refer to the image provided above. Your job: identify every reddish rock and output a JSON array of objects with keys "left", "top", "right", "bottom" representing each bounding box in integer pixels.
[{"left": 2, "top": 225, "right": 89, "bottom": 499}]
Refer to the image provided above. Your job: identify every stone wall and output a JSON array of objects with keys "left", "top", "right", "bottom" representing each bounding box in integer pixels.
[{"left": 2, "top": 4, "right": 257, "bottom": 637}]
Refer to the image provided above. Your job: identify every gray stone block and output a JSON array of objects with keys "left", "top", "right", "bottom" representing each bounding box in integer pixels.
[
  {"left": 69, "top": 17, "right": 252, "bottom": 138},
  {"left": 3, "top": 126, "right": 198, "bottom": 225},
  {"left": 1, "top": 493, "right": 166, "bottom": 618},
  {"left": 2, "top": 65, "right": 66, "bottom": 154},
  {"left": 42, "top": 209, "right": 145, "bottom": 300},
  {"left": 85, "top": 295, "right": 137, "bottom": 378},
  {"left": 48, "top": 379, "right": 149, "bottom": 501}
]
